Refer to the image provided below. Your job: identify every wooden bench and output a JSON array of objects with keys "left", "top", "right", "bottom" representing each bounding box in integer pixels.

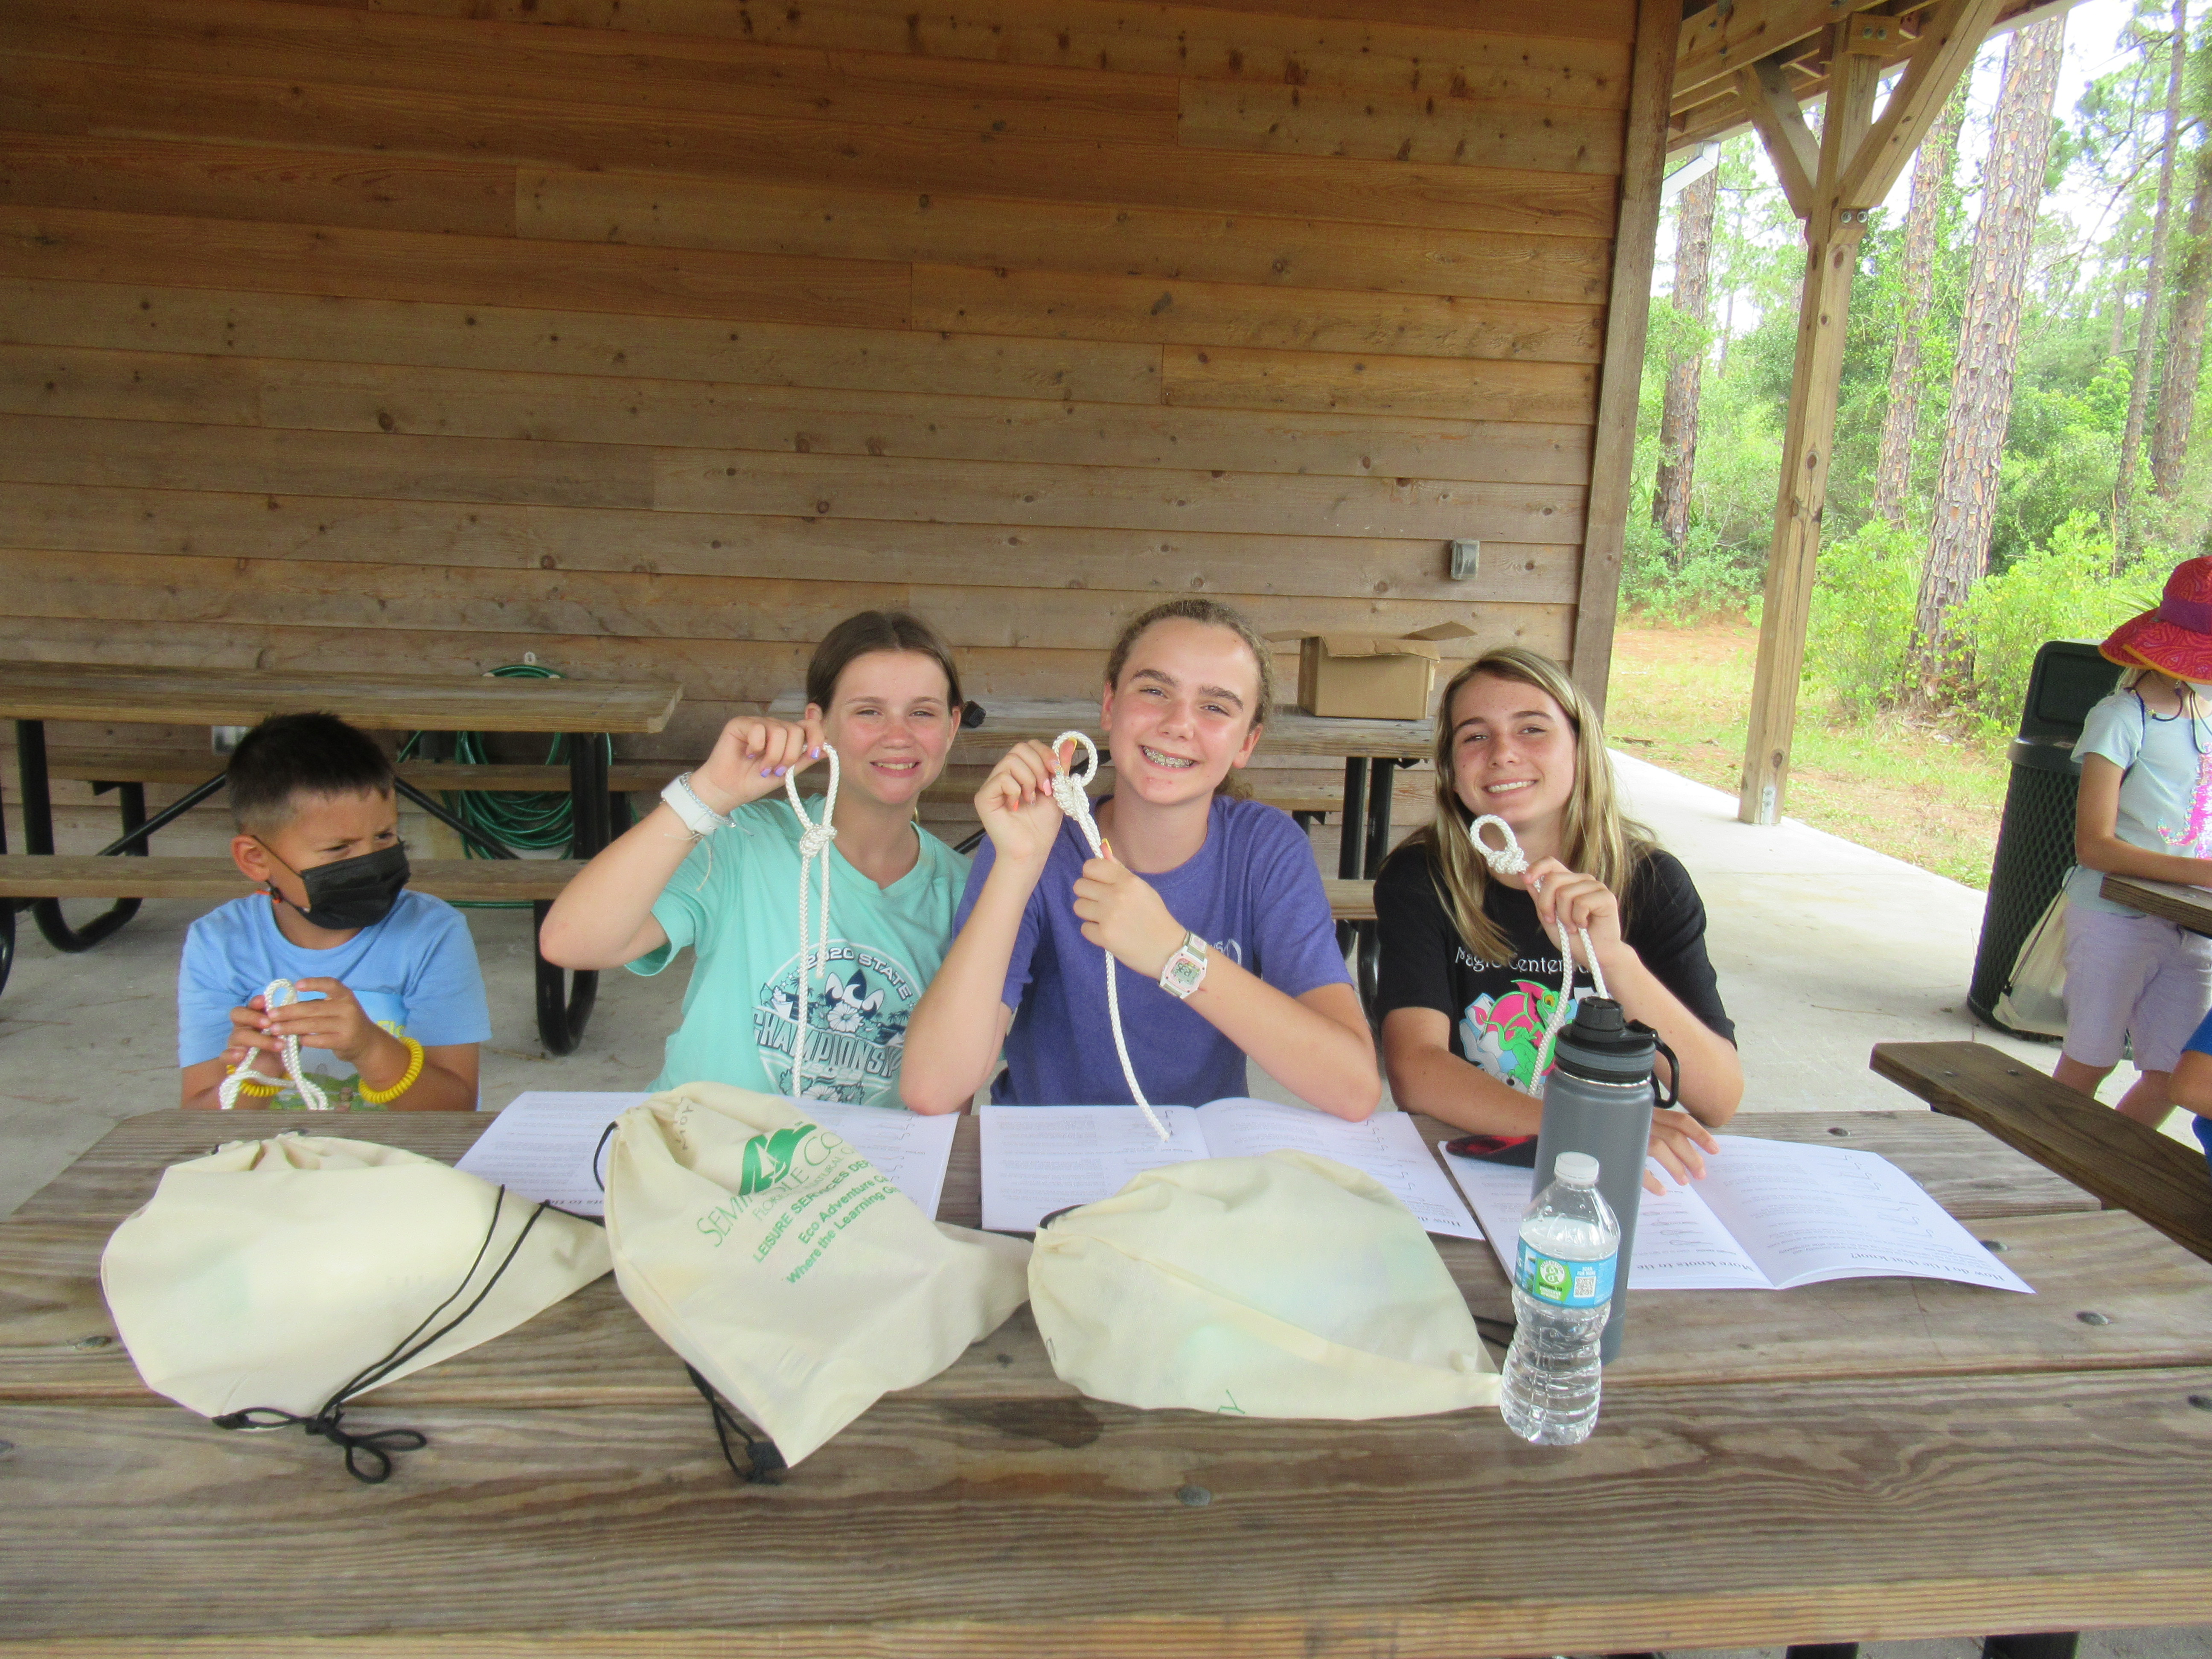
[
  {"left": 0, "top": 856, "right": 1374, "bottom": 919},
  {"left": 1871, "top": 1039, "right": 2212, "bottom": 1263}
]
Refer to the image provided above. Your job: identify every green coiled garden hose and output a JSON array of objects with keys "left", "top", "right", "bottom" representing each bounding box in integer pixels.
[{"left": 399, "top": 662, "right": 614, "bottom": 907}]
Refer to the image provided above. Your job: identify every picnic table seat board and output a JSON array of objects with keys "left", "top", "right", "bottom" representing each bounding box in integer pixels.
[
  {"left": 1871, "top": 1040, "right": 2212, "bottom": 1265},
  {"left": 3, "top": 1108, "right": 2209, "bottom": 1654}
]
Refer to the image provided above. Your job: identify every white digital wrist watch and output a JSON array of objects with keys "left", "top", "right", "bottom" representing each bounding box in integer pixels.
[
  {"left": 661, "top": 771, "right": 733, "bottom": 838},
  {"left": 1159, "top": 931, "right": 1210, "bottom": 1000}
]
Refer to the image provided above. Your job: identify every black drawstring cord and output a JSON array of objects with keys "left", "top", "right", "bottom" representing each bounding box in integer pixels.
[
  {"left": 684, "top": 1365, "right": 786, "bottom": 1485},
  {"left": 214, "top": 1187, "right": 552, "bottom": 1484},
  {"left": 211, "top": 1405, "right": 428, "bottom": 1484}
]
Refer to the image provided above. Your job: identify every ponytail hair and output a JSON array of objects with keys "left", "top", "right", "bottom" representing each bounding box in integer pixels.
[{"left": 1407, "top": 646, "right": 1654, "bottom": 965}]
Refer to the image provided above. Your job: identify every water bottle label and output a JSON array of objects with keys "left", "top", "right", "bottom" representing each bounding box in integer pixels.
[{"left": 1516, "top": 1241, "right": 1616, "bottom": 1307}]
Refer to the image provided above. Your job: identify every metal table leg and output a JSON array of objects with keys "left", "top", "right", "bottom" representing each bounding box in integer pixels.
[
  {"left": 0, "top": 788, "right": 13, "bottom": 999},
  {"left": 1982, "top": 1634, "right": 2078, "bottom": 1659},
  {"left": 17, "top": 719, "right": 143, "bottom": 953},
  {"left": 531, "top": 732, "right": 611, "bottom": 1057},
  {"left": 1334, "top": 758, "right": 1368, "bottom": 964},
  {"left": 1362, "top": 757, "right": 1395, "bottom": 879}
]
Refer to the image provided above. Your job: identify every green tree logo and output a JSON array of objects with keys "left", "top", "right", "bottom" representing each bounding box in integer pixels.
[{"left": 737, "top": 1124, "right": 816, "bottom": 1196}]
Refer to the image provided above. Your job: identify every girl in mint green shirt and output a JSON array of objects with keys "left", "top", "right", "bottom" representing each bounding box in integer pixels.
[{"left": 540, "top": 611, "right": 966, "bottom": 1105}]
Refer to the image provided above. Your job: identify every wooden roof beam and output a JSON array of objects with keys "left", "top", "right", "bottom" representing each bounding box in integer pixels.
[
  {"left": 1735, "top": 55, "right": 1822, "bottom": 217},
  {"left": 1676, "top": 0, "right": 1886, "bottom": 105},
  {"left": 1839, "top": 0, "right": 2009, "bottom": 207}
]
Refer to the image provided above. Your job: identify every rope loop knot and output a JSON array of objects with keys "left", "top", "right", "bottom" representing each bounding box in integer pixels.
[
  {"left": 217, "top": 978, "right": 331, "bottom": 1112},
  {"left": 785, "top": 744, "right": 841, "bottom": 1101},
  {"left": 1049, "top": 731, "right": 1169, "bottom": 1143},
  {"left": 1464, "top": 814, "right": 1609, "bottom": 1091}
]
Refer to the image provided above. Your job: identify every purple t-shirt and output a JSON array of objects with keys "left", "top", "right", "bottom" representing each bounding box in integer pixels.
[{"left": 954, "top": 795, "right": 1352, "bottom": 1106}]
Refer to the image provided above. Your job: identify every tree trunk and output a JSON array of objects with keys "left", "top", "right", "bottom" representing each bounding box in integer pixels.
[
  {"left": 1914, "top": 18, "right": 2067, "bottom": 695},
  {"left": 2113, "top": 254, "right": 2132, "bottom": 357},
  {"left": 2116, "top": 0, "right": 2192, "bottom": 558},
  {"left": 2152, "top": 44, "right": 2212, "bottom": 500},
  {"left": 1873, "top": 84, "right": 1967, "bottom": 528},
  {"left": 1651, "top": 166, "right": 1719, "bottom": 546}
]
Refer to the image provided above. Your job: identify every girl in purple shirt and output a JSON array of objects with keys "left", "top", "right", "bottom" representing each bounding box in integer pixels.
[{"left": 902, "top": 600, "right": 1380, "bottom": 1118}]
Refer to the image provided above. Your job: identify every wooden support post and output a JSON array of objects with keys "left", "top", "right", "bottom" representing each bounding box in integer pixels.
[
  {"left": 1571, "top": 0, "right": 1683, "bottom": 716},
  {"left": 1740, "top": 211, "right": 1868, "bottom": 825},
  {"left": 1735, "top": 8, "right": 1990, "bottom": 826}
]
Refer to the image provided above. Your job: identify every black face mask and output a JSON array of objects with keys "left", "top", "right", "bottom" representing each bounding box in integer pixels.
[{"left": 262, "top": 841, "right": 411, "bottom": 931}]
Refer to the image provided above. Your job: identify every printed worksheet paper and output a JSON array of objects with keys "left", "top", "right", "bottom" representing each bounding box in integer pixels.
[
  {"left": 457, "top": 1090, "right": 959, "bottom": 1219},
  {"left": 1442, "top": 1135, "right": 2031, "bottom": 1293},
  {"left": 980, "top": 1098, "right": 1480, "bottom": 1237}
]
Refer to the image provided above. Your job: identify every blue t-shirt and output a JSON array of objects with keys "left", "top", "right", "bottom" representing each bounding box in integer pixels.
[
  {"left": 954, "top": 795, "right": 1351, "bottom": 1107},
  {"left": 2179, "top": 1009, "right": 2212, "bottom": 1178},
  {"left": 178, "top": 889, "right": 492, "bottom": 1108}
]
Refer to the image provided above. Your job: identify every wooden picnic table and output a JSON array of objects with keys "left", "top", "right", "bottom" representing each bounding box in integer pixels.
[
  {"left": 4, "top": 1105, "right": 2209, "bottom": 1655},
  {"left": 2101, "top": 872, "right": 2212, "bottom": 936},
  {"left": 0, "top": 660, "right": 681, "bottom": 1052}
]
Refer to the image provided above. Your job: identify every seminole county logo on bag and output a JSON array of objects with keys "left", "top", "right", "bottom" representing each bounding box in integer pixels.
[{"left": 739, "top": 1123, "right": 814, "bottom": 1196}]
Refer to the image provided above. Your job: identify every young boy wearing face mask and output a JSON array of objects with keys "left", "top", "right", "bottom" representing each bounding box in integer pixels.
[{"left": 178, "top": 713, "right": 489, "bottom": 1111}]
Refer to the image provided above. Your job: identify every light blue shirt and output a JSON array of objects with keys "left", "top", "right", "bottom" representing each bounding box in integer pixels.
[
  {"left": 631, "top": 800, "right": 966, "bottom": 1103},
  {"left": 2065, "top": 689, "right": 2212, "bottom": 914},
  {"left": 178, "top": 889, "right": 492, "bottom": 1106}
]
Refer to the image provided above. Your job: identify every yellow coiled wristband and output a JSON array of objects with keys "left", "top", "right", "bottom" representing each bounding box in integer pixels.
[{"left": 356, "top": 1036, "right": 425, "bottom": 1105}]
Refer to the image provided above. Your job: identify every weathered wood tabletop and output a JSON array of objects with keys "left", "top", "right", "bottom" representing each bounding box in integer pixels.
[
  {"left": 3, "top": 1106, "right": 2210, "bottom": 1656},
  {"left": 2103, "top": 872, "right": 2212, "bottom": 937},
  {"left": 0, "top": 660, "right": 683, "bottom": 733}
]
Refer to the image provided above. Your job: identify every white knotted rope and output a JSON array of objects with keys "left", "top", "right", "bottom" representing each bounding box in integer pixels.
[
  {"left": 1466, "top": 815, "right": 1609, "bottom": 1091},
  {"left": 1051, "top": 731, "right": 1171, "bottom": 1142},
  {"left": 217, "top": 978, "right": 331, "bottom": 1111},
  {"left": 785, "top": 744, "right": 841, "bottom": 1102}
]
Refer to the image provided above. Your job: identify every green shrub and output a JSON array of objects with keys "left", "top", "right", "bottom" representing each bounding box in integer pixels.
[
  {"left": 1805, "top": 519, "right": 1924, "bottom": 718},
  {"left": 1954, "top": 512, "right": 2140, "bottom": 731}
]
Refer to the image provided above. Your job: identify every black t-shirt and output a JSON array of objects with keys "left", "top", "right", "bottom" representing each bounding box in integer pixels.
[{"left": 1374, "top": 840, "right": 1735, "bottom": 1094}]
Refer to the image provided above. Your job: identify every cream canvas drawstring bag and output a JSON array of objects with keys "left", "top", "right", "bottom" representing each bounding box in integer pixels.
[
  {"left": 1030, "top": 1150, "right": 1499, "bottom": 1420},
  {"left": 602, "top": 1083, "right": 1030, "bottom": 1474},
  {"left": 101, "top": 1133, "right": 612, "bottom": 1481}
]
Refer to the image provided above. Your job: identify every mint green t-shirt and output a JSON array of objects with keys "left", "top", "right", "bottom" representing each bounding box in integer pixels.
[{"left": 628, "top": 800, "right": 966, "bottom": 1103}]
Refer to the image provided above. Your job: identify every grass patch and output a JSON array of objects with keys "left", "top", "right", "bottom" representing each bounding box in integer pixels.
[{"left": 1608, "top": 621, "right": 2010, "bottom": 889}]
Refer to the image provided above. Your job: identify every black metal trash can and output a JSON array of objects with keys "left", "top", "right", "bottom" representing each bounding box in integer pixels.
[{"left": 1968, "top": 640, "right": 2121, "bottom": 1034}]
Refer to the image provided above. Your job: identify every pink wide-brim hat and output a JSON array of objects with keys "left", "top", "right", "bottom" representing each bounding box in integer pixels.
[{"left": 2102, "top": 557, "right": 2212, "bottom": 682}]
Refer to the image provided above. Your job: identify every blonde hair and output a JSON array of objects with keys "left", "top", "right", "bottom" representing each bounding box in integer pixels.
[
  {"left": 1407, "top": 646, "right": 1655, "bottom": 965},
  {"left": 2117, "top": 664, "right": 2208, "bottom": 717}
]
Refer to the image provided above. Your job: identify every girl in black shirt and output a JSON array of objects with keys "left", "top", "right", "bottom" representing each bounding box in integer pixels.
[{"left": 1375, "top": 647, "right": 1742, "bottom": 1187}]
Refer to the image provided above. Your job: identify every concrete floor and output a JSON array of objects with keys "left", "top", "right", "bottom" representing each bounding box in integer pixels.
[{"left": 0, "top": 757, "right": 2206, "bottom": 1655}]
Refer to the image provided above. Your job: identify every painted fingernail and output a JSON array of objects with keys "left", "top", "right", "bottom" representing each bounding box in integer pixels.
[{"left": 775, "top": 765, "right": 788, "bottom": 777}]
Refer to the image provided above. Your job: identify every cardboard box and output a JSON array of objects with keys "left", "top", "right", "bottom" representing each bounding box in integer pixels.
[{"left": 1266, "top": 622, "right": 1477, "bottom": 719}]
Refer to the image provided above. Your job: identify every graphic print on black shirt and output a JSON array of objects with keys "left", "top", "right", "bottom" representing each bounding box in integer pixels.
[{"left": 1374, "top": 841, "right": 1735, "bottom": 1093}]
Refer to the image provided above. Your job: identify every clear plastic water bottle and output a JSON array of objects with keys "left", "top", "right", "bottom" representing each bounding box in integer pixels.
[{"left": 1499, "top": 1151, "right": 1620, "bottom": 1446}]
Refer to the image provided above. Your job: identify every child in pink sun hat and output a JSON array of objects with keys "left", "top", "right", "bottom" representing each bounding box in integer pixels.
[{"left": 2057, "top": 556, "right": 2212, "bottom": 1137}]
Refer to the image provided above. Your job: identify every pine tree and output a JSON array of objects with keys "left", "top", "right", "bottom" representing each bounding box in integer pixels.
[
  {"left": 1913, "top": 18, "right": 2068, "bottom": 696},
  {"left": 1652, "top": 165, "right": 1719, "bottom": 546},
  {"left": 2152, "top": 25, "right": 2212, "bottom": 500},
  {"left": 2116, "top": 0, "right": 2194, "bottom": 556},
  {"left": 1874, "top": 84, "right": 1968, "bottom": 528}
]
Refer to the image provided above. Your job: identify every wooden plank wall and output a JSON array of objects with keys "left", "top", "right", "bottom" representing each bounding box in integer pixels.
[{"left": 0, "top": 0, "right": 1642, "bottom": 841}]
